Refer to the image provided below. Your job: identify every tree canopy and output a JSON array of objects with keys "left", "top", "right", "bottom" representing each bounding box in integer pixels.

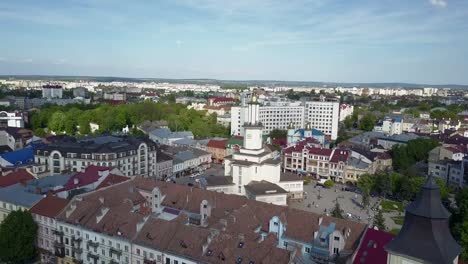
[
  {"left": 0, "top": 210, "right": 38, "bottom": 263},
  {"left": 331, "top": 201, "right": 344, "bottom": 219},
  {"left": 391, "top": 138, "right": 440, "bottom": 171},
  {"left": 29, "top": 102, "right": 230, "bottom": 139}
]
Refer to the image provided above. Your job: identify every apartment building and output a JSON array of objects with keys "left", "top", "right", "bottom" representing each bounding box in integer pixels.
[
  {"left": 0, "top": 111, "right": 27, "bottom": 128},
  {"left": 30, "top": 195, "right": 69, "bottom": 264},
  {"left": 42, "top": 84, "right": 63, "bottom": 99},
  {"left": 282, "top": 139, "right": 392, "bottom": 184},
  {"left": 47, "top": 177, "right": 366, "bottom": 264},
  {"left": 231, "top": 95, "right": 339, "bottom": 140},
  {"left": 34, "top": 135, "right": 157, "bottom": 177}
]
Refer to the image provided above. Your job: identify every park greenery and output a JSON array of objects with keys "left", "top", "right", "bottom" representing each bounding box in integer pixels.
[
  {"left": 29, "top": 101, "right": 230, "bottom": 139},
  {"left": 391, "top": 138, "right": 440, "bottom": 172},
  {"left": 357, "top": 172, "right": 450, "bottom": 202},
  {"left": 0, "top": 210, "right": 38, "bottom": 263}
]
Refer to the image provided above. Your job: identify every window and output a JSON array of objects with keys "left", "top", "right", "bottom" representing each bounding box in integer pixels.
[
  {"left": 333, "top": 248, "right": 339, "bottom": 254},
  {"left": 334, "top": 236, "right": 340, "bottom": 241},
  {"left": 305, "top": 247, "right": 311, "bottom": 253},
  {"left": 283, "top": 241, "right": 288, "bottom": 247}
]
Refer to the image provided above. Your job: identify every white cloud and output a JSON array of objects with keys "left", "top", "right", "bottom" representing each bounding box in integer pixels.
[
  {"left": 176, "top": 40, "right": 183, "bottom": 47},
  {"left": 429, "top": 0, "right": 447, "bottom": 8},
  {"left": 22, "top": 58, "right": 33, "bottom": 63}
]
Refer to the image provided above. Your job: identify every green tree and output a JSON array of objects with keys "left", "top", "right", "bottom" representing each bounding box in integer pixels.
[
  {"left": 362, "top": 189, "right": 370, "bottom": 209},
  {"left": 375, "top": 173, "right": 392, "bottom": 198},
  {"left": 357, "top": 174, "right": 376, "bottom": 193},
  {"left": 358, "top": 113, "right": 376, "bottom": 131},
  {"left": 373, "top": 209, "right": 387, "bottom": 231},
  {"left": 48, "top": 111, "right": 67, "bottom": 134},
  {"left": 324, "top": 180, "right": 334, "bottom": 188},
  {"left": 331, "top": 201, "right": 344, "bottom": 219},
  {"left": 269, "top": 129, "right": 287, "bottom": 139},
  {"left": 0, "top": 210, "right": 38, "bottom": 263}
]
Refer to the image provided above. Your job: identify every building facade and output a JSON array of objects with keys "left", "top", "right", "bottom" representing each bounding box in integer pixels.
[
  {"left": 0, "top": 111, "right": 26, "bottom": 128},
  {"left": 34, "top": 135, "right": 157, "bottom": 177},
  {"left": 231, "top": 95, "right": 340, "bottom": 140}
]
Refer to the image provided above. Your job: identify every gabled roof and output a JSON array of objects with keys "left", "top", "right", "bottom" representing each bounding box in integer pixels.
[
  {"left": 0, "top": 168, "right": 35, "bottom": 188},
  {"left": 330, "top": 149, "right": 350, "bottom": 163},
  {"left": 58, "top": 166, "right": 111, "bottom": 192},
  {"left": 207, "top": 139, "right": 228, "bottom": 149},
  {"left": 354, "top": 228, "right": 395, "bottom": 264},
  {"left": 95, "top": 174, "right": 130, "bottom": 190},
  {"left": 30, "top": 195, "right": 69, "bottom": 218}
]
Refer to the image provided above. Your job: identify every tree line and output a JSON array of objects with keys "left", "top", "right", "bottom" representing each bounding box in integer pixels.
[{"left": 29, "top": 101, "right": 230, "bottom": 139}]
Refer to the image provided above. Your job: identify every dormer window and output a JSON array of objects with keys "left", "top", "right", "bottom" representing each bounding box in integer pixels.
[
  {"left": 238, "top": 242, "right": 244, "bottom": 248},
  {"left": 334, "top": 236, "right": 340, "bottom": 241}
]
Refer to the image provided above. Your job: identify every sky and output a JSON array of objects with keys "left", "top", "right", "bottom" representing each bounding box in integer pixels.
[{"left": 0, "top": 0, "right": 467, "bottom": 84}]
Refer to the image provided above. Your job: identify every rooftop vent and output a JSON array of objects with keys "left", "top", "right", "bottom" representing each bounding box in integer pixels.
[
  {"left": 238, "top": 242, "right": 244, "bottom": 248},
  {"left": 180, "top": 240, "right": 188, "bottom": 248},
  {"left": 206, "top": 249, "right": 213, "bottom": 256},
  {"left": 236, "top": 257, "right": 243, "bottom": 264}
]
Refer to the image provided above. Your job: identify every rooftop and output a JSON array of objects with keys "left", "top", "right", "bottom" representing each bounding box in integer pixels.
[
  {"left": 0, "top": 168, "right": 35, "bottom": 188},
  {"left": 353, "top": 228, "right": 395, "bottom": 264},
  {"left": 30, "top": 194, "right": 69, "bottom": 218},
  {"left": 244, "top": 180, "right": 288, "bottom": 196}
]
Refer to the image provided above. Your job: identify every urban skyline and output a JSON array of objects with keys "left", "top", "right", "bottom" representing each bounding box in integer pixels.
[{"left": 1, "top": 0, "right": 468, "bottom": 84}]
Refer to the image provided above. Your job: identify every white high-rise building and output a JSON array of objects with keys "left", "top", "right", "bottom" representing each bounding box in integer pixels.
[{"left": 231, "top": 95, "right": 340, "bottom": 140}]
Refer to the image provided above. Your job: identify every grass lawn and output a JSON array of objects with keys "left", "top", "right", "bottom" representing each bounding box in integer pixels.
[
  {"left": 389, "top": 228, "right": 401, "bottom": 235},
  {"left": 391, "top": 216, "right": 404, "bottom": 225},
  {"left": 380, "top": 200, "right": 404, "bottom": 212}
]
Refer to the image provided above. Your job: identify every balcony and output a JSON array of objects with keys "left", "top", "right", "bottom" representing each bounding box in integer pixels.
[
  {"left": 72, "top": 236, "right": 82, "bottom": 243},
  {"left": 87, "top": 252, "right": 99, "bottom": 260},
  {"left": 53, "top": 230, "right": 64, "bottom": 236},
  {"left": 87, "top": 240, "right": 99, "bottom": 248},
  {"left": 72, "top": 247, "right": 83, "bottom": 254},
  {"left": 144, "top": 258, "right": 157, "bottom": 264},
  {"left": 109, "top": 247, "right": 122, "bottom": 256},
  {"left": 110, "top": 259, "right": 120, "bottom": 264}
]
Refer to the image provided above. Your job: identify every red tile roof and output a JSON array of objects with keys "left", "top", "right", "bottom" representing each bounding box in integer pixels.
[
  {"left": 209, "top": 97, "right": 236, "bottom": 103},
  {"left": 330, "top": 149, "right": 350, "bottom": 163},
  {"left": 306, "top": 147, "right": 333, "bottom": 156},
  {"left": 96, "top": 174, "right": 130, "bottom": 190},
  {"left": 30, "top": 195, "right": 69, "bottom": 218},
  {"left": 207, "top": 139, "right": 228, "bottom": 149},
  {"left": 353, "top": 228, "right": 395, "bottom": 264},
  {"left": 0, "top": 168, "right": 35, "bottom": 188},
  {"left": 58, "top": 166, "right": 111, "bottom": 192}
]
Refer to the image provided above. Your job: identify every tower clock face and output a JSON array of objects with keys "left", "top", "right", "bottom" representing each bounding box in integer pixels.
[{"left": 246, "top": 133, "right": 252, "bottom": 139}]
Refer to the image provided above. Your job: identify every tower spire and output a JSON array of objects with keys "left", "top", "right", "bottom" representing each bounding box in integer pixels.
[{"left": 384, "top": 175, "right": 461, "bottom": 264}]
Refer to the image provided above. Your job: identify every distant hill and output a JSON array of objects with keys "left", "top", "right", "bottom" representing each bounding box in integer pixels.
[{"left": 1, "top": 75, "right": 467, "bottom": 89}]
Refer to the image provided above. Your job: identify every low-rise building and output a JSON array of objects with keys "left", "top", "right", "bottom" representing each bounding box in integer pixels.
[
  {"left": 148, "top": 128, "right": 194, "bottom": 145},
  {"left": 206, "top": 139, "right": 228, "bottom": 163}
]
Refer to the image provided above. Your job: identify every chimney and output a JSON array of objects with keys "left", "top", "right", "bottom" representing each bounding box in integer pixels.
[
  {"left": 96, "top": 207, "right": 109, "bottom": 224},
  {"left": 74, "top": 178, "right": 79, "bottom": 185},
  {"left": 318, "top": 216, "right": 323, "bottom": 225},
  {"left": 136, "top": 216, "right": 149, "bottom": 233},
  {"left": 66, "top": 202, "right": 77, "bottom": 218}
]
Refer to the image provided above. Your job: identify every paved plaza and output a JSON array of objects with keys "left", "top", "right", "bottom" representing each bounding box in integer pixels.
[{"left": 289, "top": 182, "right": 403, "bottom": 230}]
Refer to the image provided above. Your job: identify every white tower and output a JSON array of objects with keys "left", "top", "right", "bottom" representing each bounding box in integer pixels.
[{"left": 243, "top": 95, "right": 263, "bottom": 150}]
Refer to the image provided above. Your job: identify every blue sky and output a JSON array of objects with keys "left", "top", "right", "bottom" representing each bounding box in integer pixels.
[{"left": 0, "top": 0, "right": 467, "bottom": 84}]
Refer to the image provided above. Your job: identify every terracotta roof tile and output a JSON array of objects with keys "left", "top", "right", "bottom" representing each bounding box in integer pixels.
[
  {"left": 30, "top": 195, "right": 69, "bottom": 218},
  {"left": 0, "top": 168, "right": 35, "bottom": 188}
]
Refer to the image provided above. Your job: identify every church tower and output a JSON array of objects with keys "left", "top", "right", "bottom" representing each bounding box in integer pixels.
[
  {"left": 243, "top": 94, "right": 263, "bottom": 151},
  {"left": 384, "top": 176, "right": 461, "bottom": 264}
]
